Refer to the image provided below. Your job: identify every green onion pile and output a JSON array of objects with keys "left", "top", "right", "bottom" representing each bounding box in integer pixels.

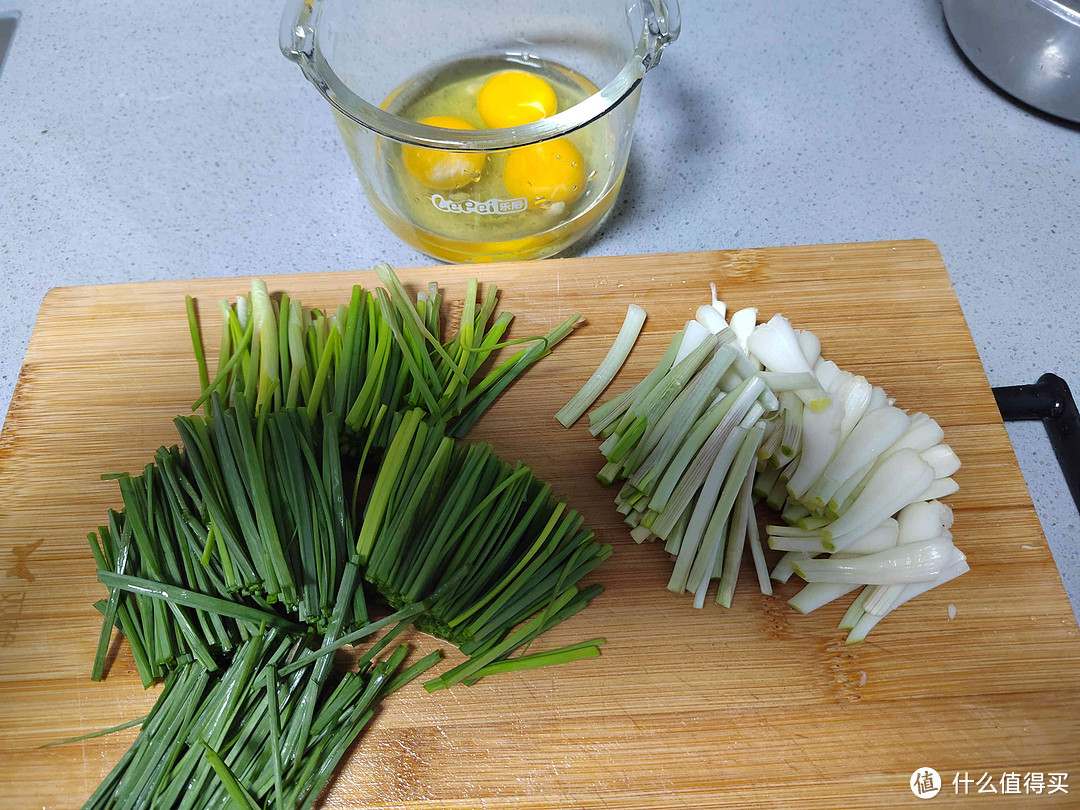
[
  {"left": 566, "top": 290, "right": 966, "bottom": 641},
  {"left": 77, "top": 265, "right": 607, "bottom": 807}
]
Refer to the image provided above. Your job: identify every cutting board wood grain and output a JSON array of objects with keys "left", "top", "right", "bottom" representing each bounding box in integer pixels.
[{"left": 1, "top": 240, "right": 1078, "bottom": 808}]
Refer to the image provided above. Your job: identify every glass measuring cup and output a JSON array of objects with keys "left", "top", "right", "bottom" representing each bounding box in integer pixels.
[{"left": 280, "top": 0, "right": 680, "bottom": 263}]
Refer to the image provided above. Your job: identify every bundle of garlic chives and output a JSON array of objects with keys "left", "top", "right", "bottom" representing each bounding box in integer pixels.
[
  {"left": 356, "top": 409, "right": 611, "bottom": 662},
  {"left": 82, "top": 272, "right": 610, "bottom": 809},
  {"left": 187, "top": 265, "right": 582, "bottom": 448},
  {"left": 80, "top": 627, "right": 442, "bottom": 810},
  {"left": 92, "top": 400, "right": 607, "bottom": 688}
]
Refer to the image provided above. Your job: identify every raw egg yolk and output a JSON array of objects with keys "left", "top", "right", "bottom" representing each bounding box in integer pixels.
[
  {"left": 401, "top": 116, "right": 486, "bottom": 190},
  {"left": 477, "top": 71, "right": 558, "bottom": 129},
  {"left": 502, "top": 138, "right": 587, "bottom": 209}
]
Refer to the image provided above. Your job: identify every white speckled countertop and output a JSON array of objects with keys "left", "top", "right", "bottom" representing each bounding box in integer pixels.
[{"left": 1, "top": 3, "right": 1077, "bottom": 617}]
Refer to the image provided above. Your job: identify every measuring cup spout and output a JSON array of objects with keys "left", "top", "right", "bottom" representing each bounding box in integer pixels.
[
  {"left": 280, "top": 0, "right": 316, "bottom": 64},
  {"left": 638, "top": 0, "right": 681, "bottom": 71}
]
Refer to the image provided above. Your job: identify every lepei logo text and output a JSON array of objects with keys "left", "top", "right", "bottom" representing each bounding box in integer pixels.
[{"left": 431, "top": 194, "right": 527, "bottom": 215}]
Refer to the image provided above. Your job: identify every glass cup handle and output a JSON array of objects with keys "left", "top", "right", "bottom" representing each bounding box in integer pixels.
[
  {"left": 279, "top": 0, "right": 316, "bottom": 64},
  {"left": 641, "top": 0, "right": 681, "bottom": 71}
]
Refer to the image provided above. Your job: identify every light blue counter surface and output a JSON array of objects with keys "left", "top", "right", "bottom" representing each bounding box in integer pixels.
[{"left": 2, "top": 2, "right": 1077, "bottom": 617}]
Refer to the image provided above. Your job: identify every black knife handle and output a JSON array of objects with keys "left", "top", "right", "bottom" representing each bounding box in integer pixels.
[{"left": 993, "top": 373, "right": 1080, "bottom": 518}]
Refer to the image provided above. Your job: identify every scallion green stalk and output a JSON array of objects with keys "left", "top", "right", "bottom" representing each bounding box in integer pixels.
[{"left": 556, "top": 304, "right": 646, "bottom": 428}]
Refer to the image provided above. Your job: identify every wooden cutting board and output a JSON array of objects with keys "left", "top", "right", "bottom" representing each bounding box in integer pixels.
[{"left": 1, "top": 240, "right": 1078, "bottom": 808}]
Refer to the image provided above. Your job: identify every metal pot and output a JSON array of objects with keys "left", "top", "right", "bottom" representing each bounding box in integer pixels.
[{"left": 942, "top": 0, "right": 1080, "bottom": 123}]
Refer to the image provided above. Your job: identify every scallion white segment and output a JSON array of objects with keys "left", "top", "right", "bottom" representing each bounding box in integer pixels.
[
  {"left": 578, "top": 286, "right": 965, "bottom": 642},
  {"left": 556, "top": 304, "right": 647, "bottom": 428}
]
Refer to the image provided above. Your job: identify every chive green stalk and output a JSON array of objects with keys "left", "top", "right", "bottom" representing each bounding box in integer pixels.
[
  {"left": 97, "top": 572, "right": 303, "bottom": 633},
  {"left": 40, "top": 715, "right": 148, "bottom": 749},
  {"left": 463, "top": 638, "right": 605, "bottom": 684}
]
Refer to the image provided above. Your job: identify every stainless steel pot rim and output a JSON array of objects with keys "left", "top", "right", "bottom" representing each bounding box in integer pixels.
[{"left": 1032, "top": 0, "right": 1080, "bottom": 25}]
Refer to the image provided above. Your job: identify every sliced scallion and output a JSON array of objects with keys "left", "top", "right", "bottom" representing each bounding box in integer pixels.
[{"left": 556, "top": 304, "right": 646, "bottom": 428}]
